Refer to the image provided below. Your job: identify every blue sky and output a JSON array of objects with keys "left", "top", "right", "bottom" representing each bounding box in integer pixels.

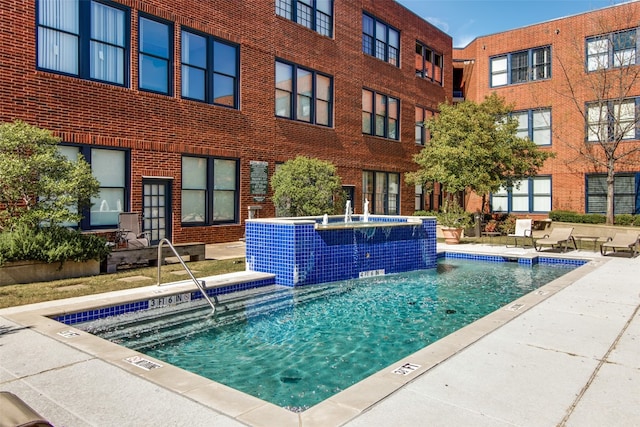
[{"left": 395, "top": 0, "right": 630, "bottom": 47}]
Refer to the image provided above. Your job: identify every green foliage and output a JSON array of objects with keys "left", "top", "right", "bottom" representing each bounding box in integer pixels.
[
  {"left": 406, "top": 93, "right": 554, "bottom": 199},
  {"left": 548, "top": 210, "right": 640, "bottom": 226},
  {"left": 0, "top": 120, "right": 100, "bottom": 231},
  {"left": 614, "top": 214, "right": 635, "bottom": 226},
  {"left": 413, "top": 210, "right": 438, "bottom": 217},
  {"left": 0, "top": 225, "right": 111, "bottom": 266},
  {"left": 497, "top": 215, "right": 517, "bottom": 235},
  {"left": 436, "top": 199, "right": 473, "bottom": 228},
  {"left": 271, "top": 156, "right": 344, "bottom": 217}
]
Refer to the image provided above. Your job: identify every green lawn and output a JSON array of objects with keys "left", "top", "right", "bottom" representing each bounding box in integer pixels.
[{"left": 0, "top": 258, "right": 245, "bottom": 309}]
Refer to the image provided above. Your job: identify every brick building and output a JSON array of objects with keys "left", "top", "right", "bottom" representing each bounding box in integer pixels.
[
  {"left": 0, "top": 0, "right": 451, "bottom": 244},
  {"left": 454, "top": 1, "right": 640, "bottom": 218}
]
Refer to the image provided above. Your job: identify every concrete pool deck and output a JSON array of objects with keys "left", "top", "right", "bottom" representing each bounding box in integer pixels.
[{"left": 1, "top": 242, "right": 638, "bottom": 426}]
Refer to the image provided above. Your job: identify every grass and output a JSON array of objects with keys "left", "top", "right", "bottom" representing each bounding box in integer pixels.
[{"left": 0, "top": 258, "right": 245, "bottom": 309}]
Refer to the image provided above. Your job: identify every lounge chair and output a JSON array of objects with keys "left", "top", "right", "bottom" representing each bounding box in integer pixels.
[
  {"left": 600, "top": 233, "right": 640, "bottom": 257},
  {"left": 534, "top": 227, "right": 577, "bottom": 252},
  {"left": 0, "top": 391, "right": 54, "bottom": 427},
  {"left": 118, "top": 212, "right": 151, "bottom": 248},
  {"left": 507, "top": 219, "right": 533, "bottom": 248}
]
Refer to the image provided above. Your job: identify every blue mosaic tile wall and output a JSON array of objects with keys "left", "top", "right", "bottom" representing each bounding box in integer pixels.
[
  {"left": 246, "top": 217, "right": 437, "bottom": 287},
  {"left": 53, "top": 276, "right": 276, "bottom": 326},
  {"left": 442, "top": 252, "right": 588, "bottom": 267}
]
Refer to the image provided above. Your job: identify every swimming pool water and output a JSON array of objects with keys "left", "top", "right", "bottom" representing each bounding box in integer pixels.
[{"left": 86, "top": 258, "right": 577, "bottom": 411}]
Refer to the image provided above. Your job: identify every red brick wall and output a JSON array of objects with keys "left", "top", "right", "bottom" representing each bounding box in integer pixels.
[
  {"left": 454, "top": 2, "right": 640, "bottom": 216},
  {"left": 1, "top": 0, "right": 451, "bottom": 243}
]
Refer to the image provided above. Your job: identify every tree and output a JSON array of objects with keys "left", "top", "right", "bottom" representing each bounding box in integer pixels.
[
  {"left": 0, "top": 120, "right": 100, "bottom": 231},
  {"left": 406, "top": 93, "right": 553, "bottom": 211},
  {"left": 554, "top": 8, "right": 640, "bottom": 224},
  {"left": 271, "top": 156, "right": 344, "bottom": 217}
]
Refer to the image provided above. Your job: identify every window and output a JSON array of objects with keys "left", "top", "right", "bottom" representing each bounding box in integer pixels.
[
  {"left": 181, "top": 29, "right": 239, "bottom": 108},
  {"left": 139, "top": 16, "right": 171, "bottom": 94},
  {"left": 586, "top": 174, "right": 639, "bottom": 214},
  {"left": 363, "top": 171, "right": 400, "bottom": 215},
  {"left": 363, "top": 89, "right": 399, "bottom": 140},
  {"left": 490, "top": 46, "right": 551, "bottom": 87},
  {"left": 415, "top": 106, "right": 434, "bottom": 145},
  {"left": 276, "top": 0, "right": 333, "bottom": 37},
  {"left": 512, "top": 108, "right": 552, "bottom": 146},
  {"left": 415, "top": 42, "right": 443, "bottom": 85},
  {"left": 275, "top": 60, "right": 333, "bottom": 126},
  {"left": 586, "top": 98, "right": 639, "bottom": 142},
  {"left": 491, "top": 177, "right": 552, "bottom": 213},
  {"left": 587, "top": 29, "right": 638, "bottom": 71},
  {"left": 37, "top": 0, "right": 128, "bottom": 86},
  {"left": 362, "top": 13, "right": 399, "bottom": 67},
  {"left": 60, "top": 145, "right": 129, "bottom": 228},
  {"left": 181, "top": 156, "right": 239, "bottom": 224}
]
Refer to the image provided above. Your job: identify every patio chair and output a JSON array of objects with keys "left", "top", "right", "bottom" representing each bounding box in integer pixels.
[
  {"left": 506, "top": 219, "right": 533, "bottom": 248},
  {"left": 534, "top": 227, "right": 577, "bottom": 252},
  {"left": 600, "top": 233, "right": 640, "bottom": 257},
  {"left": 0, "top": 391, "right": 54, "bottom": 427},
  {"left": 118, "top": 212, "right": 151, "bottom": 248}
]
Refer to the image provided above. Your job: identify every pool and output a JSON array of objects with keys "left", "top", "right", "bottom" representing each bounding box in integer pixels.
[{"left": 77, "top": 257, "right": 580, "bottom": 411}]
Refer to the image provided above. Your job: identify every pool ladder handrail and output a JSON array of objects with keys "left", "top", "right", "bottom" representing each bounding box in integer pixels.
[{"left": 156, "top": 238, "right": 216, "bottom": 313}]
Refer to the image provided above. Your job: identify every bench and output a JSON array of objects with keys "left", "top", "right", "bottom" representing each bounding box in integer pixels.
[{"left": 103, "top": 242, "right": 206, "bottom": 273}]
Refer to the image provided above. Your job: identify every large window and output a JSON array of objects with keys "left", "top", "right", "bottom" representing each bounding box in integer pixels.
[
  {"left": 586, "top": 173, "right": 640, "bottom": 214},
  {"left": 363, "top": 171, "right": 400, "bottom": 215},
  {"left": 587, "top": 29, "right": 638, "bottom": 71},
  {"left": 59, "top": 145, "right": 129, "bottom": 228},
  {"left": 181, "top": 29, "right": 239, "bottom": 108},
  {"left": 415, "top": 106, "right": 434, "bottom": 145},
  {"left": 491, "top": 177, "right": 552, "bottom": 213},
  {"left": 586, "top": 98, "right": 639, "bottom": 142},
  {"left": 139, "top": 15, "right": 172, "bottom": 94},
  {"left": 415, "top": 42, "right": 443, "bottom": 85},
  {"left": 276, "top": 0, "right": 333, "bottom": 37},
  {"left": 363, "top": 89, "right": 399, "bottom": 140},
  {"left": 37, "top": 0, "right": 128, "bottom": 86},
  {"left": 181, "top": 156, "right": 239, "bottom": 224},
  {"left": 362, "top": 13, "right": 399, "bottom": 67},
  {"left": 275, "top": 60, "right": 333, "bottom": 126},
  {"left": 512, "top": 108, "right": 552, "bottom": 146},
  {"left": 490, "top": 46, "right": 551, "bottom": 87}
]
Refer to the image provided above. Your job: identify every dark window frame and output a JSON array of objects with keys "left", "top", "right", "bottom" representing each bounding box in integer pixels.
[
  {"left": 180, "top": 27, "right": 240, "bottom": 109},
  {"left": 59, "top": 144, "right": 131, "bottom": 230},
  {"left": 511, "top": 107, "right": 552, "bottom": 146},
  {"left": 585, "top": 173, "right": 640, "bottom": 214},
  {"left": 489, "top": 45, "right": 552, "bottom": 87},
  {"left": 363, "top": 170, "right": 401, "bottom": 215},
  {"left": 585, "top": 97, "right": 639, "bottom": 143},
  {"left": 36, "top": 0, "right": 130, "bottom": 87},
  {"left": 275, "top": 0, "right": 334, "bottom": 38},
  {"left": 491, "top": 176, "right": 552, "bottom": 214},
  {"left": 138, "top": 13, "right": 173, "bottom": 95},
  {"left": 181, "top": 155, "right": 240, "bottom": 226},
  {"left": 362, "top": 88, "right": 400, "bottom": 140},
  {"left": 362, "top": 13, "right": 400, "bottom": 67},
  {"left": 415, "top": 41, "right": 443, "bottom": 85},
  {"left": 586, "top": 28, "right": 639, "bottom": 72},
  {"left": 275, "top": 59, "right": 333, "bottom": 127}
]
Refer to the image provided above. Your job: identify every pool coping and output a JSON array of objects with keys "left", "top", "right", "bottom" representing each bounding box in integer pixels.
[{"left": 0, "top": 251, "right": 605, "bottom": 427}]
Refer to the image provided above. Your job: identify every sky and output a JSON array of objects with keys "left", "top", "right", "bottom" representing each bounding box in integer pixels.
[{"left": 395, "top": 0, "right": 633, "bottom": 47}]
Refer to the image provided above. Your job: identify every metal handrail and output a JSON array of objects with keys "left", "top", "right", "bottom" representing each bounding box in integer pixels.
[{"left": 156, "top": 238, "right": 215, "bottom": 312}]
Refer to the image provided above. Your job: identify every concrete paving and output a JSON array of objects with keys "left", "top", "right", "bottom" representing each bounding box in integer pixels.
[{"left": 0, "top": 242, "right": 638, "bottom": 426}]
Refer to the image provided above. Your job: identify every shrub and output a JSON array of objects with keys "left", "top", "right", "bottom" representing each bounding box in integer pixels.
[
  {"left": 614, "top": 214, "right": 635, "bottom": 226},
  {"left": 549, "top": 210, "right": 638, "bottom": 226},
  {"left": 497, "top": 215, "right": 517, "bottom": 235},
  {"left": 0, "top": 225, "right": 111, "bottom": 266},
  {"left": 413, "top": 210, "right": 438, "bottom": 217}
]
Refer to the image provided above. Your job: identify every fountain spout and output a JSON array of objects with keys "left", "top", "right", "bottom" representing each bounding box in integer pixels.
[
  {"left": 344, "top": 200, "right": 352, "bottom": 223},
  {"left": 363, "top": 198, "right": 370, "bottom": 222}
]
